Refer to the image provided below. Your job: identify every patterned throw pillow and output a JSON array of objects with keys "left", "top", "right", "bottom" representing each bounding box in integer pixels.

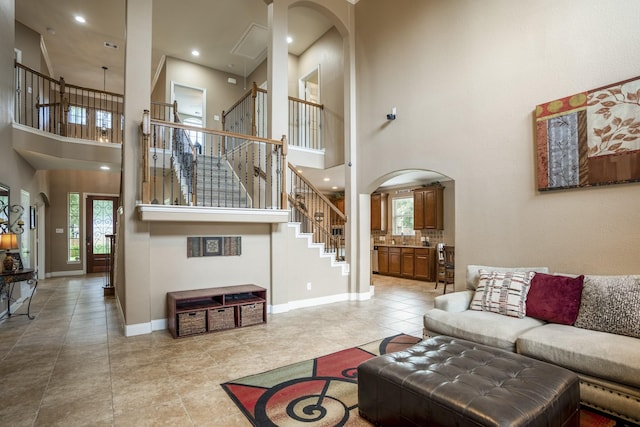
[
  {"left": 470, "top": 270, "right": 536, "bottom": 318},
  {"left": 574, "top": 275, "right": 640, "bottom": 339}
]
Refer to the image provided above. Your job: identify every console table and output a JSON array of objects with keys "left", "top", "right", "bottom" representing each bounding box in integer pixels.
[{"left": 0, "top": 268, "right": 37, "bottom": 320}]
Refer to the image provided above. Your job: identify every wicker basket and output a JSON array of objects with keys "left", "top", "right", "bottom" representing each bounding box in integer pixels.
[
  {"left": 239, "top": 302, "right": 264, "bottom": 327},
  {"left": 177, "top": 310, "right": 206, "bottom": 337},
  {"left": 208, "top": 306, "right": 235, "bottom": 331}
]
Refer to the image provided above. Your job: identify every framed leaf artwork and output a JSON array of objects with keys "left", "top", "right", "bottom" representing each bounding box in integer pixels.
[{"left": 535, "top": 76, "right": 640, "bottom": 191}]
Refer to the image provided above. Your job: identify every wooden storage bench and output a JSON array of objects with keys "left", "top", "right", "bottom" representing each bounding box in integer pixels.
[{"left": 167, "top": 284, "right": 267, "bottom": 338}]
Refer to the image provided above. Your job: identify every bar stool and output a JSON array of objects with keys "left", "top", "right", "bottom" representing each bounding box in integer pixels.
[{"left": 436, "top": 245, "right": 454, "bottom": 293}]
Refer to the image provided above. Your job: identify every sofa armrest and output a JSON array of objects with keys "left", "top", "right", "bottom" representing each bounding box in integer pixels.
[{"left": 434, "top": 290, "right": 474, "bottom": 312}]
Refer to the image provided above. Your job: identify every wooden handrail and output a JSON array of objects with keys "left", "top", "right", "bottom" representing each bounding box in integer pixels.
[
  {"left": 288, "top": 95, "right": 324, "bottom": 109},
  {"left": 223, "top": 88, "right": 254, "bottom": 118},
  {"left": 16, "top": 62, "right": 124, "bottom": 98},
  {"left": 151, "top": 119, "right": 285, "bottom": 147},
  {"left": 288, "top": 164, "right": 346, "bottom": 222}
]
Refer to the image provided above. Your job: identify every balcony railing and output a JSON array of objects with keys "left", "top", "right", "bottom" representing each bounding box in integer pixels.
[
  {"left": 287, "top": 164, "right": 346, "bottom": 261},
  {"left": 223, "top": 82, "right": 323, "bottom": 150},
  {"left": 14, "top": 62, "right": 124, "bottom": 144},
  {"left": 141, "top": 119, "right": 288, "bottom": 210}
]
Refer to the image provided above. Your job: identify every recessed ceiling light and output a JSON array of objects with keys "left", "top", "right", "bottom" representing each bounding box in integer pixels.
[
  {"left": 332, "top": 186, "right": 338, "bottom": 190},
  {"left": 191, "top": 50, "right": 200, "bottom": 57},
  {"left": 74, "top": 15, "right": 86, "bottom": 24},
  {"left": 287, "top": 36, "right": 293, "bottom": 44},
  {"left": 297, "top": 169, "right": 303, "bottom": 173},
  {"left": 100, "top": 165, "right": 110, "bottom": 171},
  {"left": 323, "top": 178, "right": 330, "bottom": 182}
]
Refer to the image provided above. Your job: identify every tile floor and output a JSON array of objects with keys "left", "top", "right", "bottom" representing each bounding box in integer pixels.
[{"left": 0, "top": 273, "right": 444, "bottom": 426}]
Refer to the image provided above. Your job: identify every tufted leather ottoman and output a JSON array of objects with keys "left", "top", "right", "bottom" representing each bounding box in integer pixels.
[{"left": 358, "top": 335, "right": 579, "bottom": 427}]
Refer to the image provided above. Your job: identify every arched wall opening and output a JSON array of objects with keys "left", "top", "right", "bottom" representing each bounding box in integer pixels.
[{"left": 360, "top": 168, "right": 456, "bottom": 291}]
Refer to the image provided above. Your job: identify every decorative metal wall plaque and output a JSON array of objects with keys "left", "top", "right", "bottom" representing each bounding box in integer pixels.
[{"left": 187, "top": 236, "right": 242, "bottom": 257}]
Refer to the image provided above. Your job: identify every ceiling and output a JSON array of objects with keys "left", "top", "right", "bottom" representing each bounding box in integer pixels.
[
  {"left": 14, "top": 0, "right": 446, "bottom": 192},
  {"left": 15, "top": 0, "right": 335, "bottom": 94}
]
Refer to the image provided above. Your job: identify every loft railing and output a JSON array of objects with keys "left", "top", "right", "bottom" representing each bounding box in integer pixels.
[
  {"left": 150, "top": 100, "right": 178, "bottom": 122},
  {"left": 141, "top": 118, "right": 288, "bottom": 209},
  {"left": 222, "top": 82, "right": 323, "bottom": 150},
  {"left": 14, "top": 62, "right": 124, "bottom": 144},
  {"left": 288, "top": 164, "right": 346, "bottom": 261},
  {"left": 288, "top": 96, "right": 323, "bottom": 150}
]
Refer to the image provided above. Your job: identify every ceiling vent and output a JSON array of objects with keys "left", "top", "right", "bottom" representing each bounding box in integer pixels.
[{"left": 231, "top": 23, "right": 268, "bottom": 60}]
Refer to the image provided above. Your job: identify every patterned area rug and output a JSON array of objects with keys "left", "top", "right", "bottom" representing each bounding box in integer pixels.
[{"left": 222, "top": 334, "right": 628, "bottom": 426}]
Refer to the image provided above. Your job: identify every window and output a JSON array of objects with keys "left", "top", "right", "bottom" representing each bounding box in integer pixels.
[
  {"left": 68, "top": 106, "right": 87, "bottom": 125},
  {"left": 392, "top": 196, "right": 415, "bottom": 236},
  {"left": 96, "top": 110, "right": 112, "bottom": 129},
  {"left": 68, "top": 192, "right": 80, "bottom": 262}
]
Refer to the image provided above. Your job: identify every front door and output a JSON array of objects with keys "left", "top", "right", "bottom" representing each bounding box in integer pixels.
[{"left": 86, "top": 196, "right": 118, "bottom": 273}]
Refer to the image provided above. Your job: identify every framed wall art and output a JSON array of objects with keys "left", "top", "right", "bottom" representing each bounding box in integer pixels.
[{"left": 535, "top": 75, "right": 640, "bottom": 191}]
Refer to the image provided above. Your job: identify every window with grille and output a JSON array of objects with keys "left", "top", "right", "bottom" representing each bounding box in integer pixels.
[{"left": 392, "top": 196, "right": 415, "bottom": 236}]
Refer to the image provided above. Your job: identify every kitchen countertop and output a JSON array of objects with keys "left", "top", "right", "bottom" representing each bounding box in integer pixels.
[{"left": 373, "top": 244, "right": 435, "bottom": 249}]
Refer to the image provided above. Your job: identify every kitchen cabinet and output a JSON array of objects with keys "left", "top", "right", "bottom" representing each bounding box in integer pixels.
[
  {"left": 371, "top": 193, "right": 387, "bottom": 231},
  {"left": 378, "top": 246, "right": 389, "bottom": 274},
  {"left": 401, "top": 248, "right": 415, "bottom": 278},
  {"left": 332, "top": 197, "right": 345, "bottom": 213},
  {"left": 413, "top": 186, "right": 444, "bottom": 230},
  {"left": 376, "top": 246, "right": 436, "bottom": 282},
  {"left": 388, "top": 247, "right": 401, "bottom": 275},
  {"left": 415, "top": 248, "right": 436, "bottom": 281}
]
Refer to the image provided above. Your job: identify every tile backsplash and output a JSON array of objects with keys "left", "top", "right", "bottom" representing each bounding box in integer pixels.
[{"left": 372, "top": 229, "right": 444, "bottom": 247}]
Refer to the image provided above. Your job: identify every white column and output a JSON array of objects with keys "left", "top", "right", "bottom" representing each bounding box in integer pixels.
[
  {"left": 266, "top": 1, "right": 290, "bottom": 310},
  {"left": 122, "top": 0, "right": 152, "bottom": 334}
]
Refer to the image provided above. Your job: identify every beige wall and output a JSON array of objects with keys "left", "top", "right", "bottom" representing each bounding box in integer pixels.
[
  {"left": 355, "top": 0, "right": 640, "bottom": 286},
  {"left": 163, "top": 56, "right": 247, "bottom": 131},
  {"left": 148, "top": 222, "right": 272, "bottom": 320},
  {"left": 15, "top": 21, "right": 40, "bottom": 71},
  {"left": 1, "top": 0, "right": 40, "bottom": 256},
  {"left": 46, "top": 170, "right": 120, "bottom": 274},
  {"left": 297, "top": 27, "right": 344, "bottom": 167}
]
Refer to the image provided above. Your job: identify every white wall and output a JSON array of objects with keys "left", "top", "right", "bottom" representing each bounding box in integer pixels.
[{"left": 355, "top": 0, "right": 640, "bottom": 285}]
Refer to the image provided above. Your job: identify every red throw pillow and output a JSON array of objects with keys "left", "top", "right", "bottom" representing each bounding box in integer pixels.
[{"left": 526, "top": 273, "right": 584, "bottom": 325}]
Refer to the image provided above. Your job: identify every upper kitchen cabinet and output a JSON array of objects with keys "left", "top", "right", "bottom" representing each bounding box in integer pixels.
[
  {"left": 371, "top": 193, "right": 387, "bottom": 231},
  {"left": 413, "top": 185, "right": 444, "bottom": 230}
]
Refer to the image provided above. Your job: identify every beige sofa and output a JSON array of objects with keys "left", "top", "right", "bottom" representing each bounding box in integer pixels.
[{"left": 423, "top": 265, "right": 640, "bottom": 424}]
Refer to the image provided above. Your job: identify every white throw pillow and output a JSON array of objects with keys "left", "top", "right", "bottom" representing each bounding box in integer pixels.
[{"left": 470, "top": 269, "right": 536, "bottom": 318}]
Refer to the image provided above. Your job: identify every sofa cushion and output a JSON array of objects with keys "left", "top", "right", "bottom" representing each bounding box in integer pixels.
[
  {"left": 469, "top": 270, "right": 535, "bottom": 318},
  {"left": 423, "top": 308, "right": 545, "bottom": 352},
  {"left": 517, "top": 323, "right": 640, "bottom": 390},
  {"left": 574, "top": 275, "right": 640, "bottom": 339},
  {"left": 466, "top": 265, "right": 549, "bottom": 291},
  {"left": 526, "top": 273, "right": 584, "bottom": 325}
]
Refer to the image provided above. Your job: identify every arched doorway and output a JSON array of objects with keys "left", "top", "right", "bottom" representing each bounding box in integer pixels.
[{"left": 368, "top": 170, "right": 455, "bottom": 290}]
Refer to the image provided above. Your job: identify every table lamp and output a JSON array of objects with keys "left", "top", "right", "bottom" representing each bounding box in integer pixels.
[{"left": 0, "top": 233, "right": 19, "bottom": 272}]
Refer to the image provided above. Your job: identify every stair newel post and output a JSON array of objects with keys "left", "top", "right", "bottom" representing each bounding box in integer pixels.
[
  {"left": 280, "top": 135, "right": 288, "bottom": 210},
  {"left": 172, "top": 100, "right": 178, "bottom": 123},
  {"left": 141, "top": 110, "right": 151, "bottom": 204},
  {"left": 251, "top": 82, "right": 258, "bottom": 137},
  {"left": 191, "top": 140, "right": 197, "bottom": 206},
  {"left": 59, "top": 76, "right": 67, "bottom": 137}
]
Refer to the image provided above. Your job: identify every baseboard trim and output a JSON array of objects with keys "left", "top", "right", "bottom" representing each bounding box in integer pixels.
[
  {"left": 124, "top": 322, "right": 152, "bottom": 337},
  {"left": 269, "top": 291, "right": 371, "bottom": 314},
  {"left": 47, "top": 270, "right": 84, "bottom": 278}
]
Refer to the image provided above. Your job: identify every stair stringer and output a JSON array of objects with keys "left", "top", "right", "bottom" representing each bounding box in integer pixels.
[
  {"left": 270, "top": 223, "right": 351, "bottom": 314},
  {"left": 288, "top": 222, "right": 349, "bottom": 276}
]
